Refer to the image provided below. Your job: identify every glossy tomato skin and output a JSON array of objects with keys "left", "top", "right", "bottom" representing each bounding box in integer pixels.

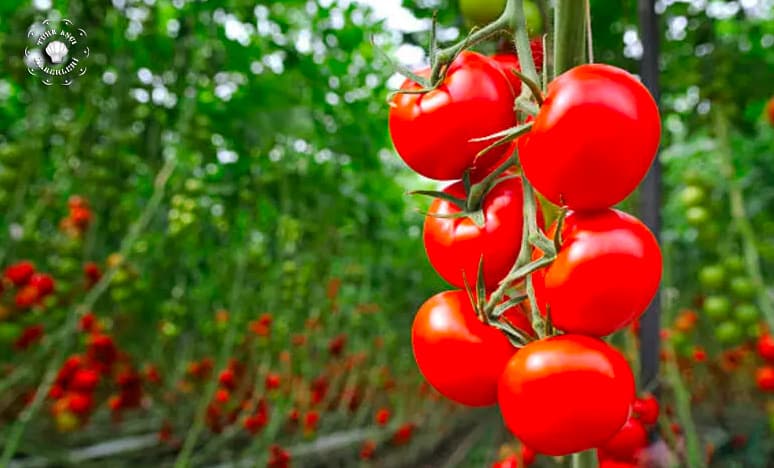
[
  {"left": 389, "top": 51, "right": 517, "bottom": 180},
  {"left": 632, "top": 394, "right": 660, "bottom": 425},
  {"left": 756, "top": 366, "right": 774, "bottom": 392},
  {"left": 491, "top": 455, "right": 518, "bottom": 468},
  {"left": 412, "top": 290, "right": 517, "bottom": 406},
  {"left": 532, "top": 209, "right": 662, "bottom": 336},
  {"left": 498, "top": 335, "right": 635, "bottom": 456},
  {"left": 518, "top": 64, "right": 661, "bottom": 210},
  {"left": 491, "top": 54, "right": 522, "bottom": 96},
  {"left": 757, "top": 334, "right": 774, "bottom": 361},
  {"left": 598, "top": 417, "right": 648, "bottom": 462},
  {"left": 424, "top": 176, "right": 540, "bottom": 289}
]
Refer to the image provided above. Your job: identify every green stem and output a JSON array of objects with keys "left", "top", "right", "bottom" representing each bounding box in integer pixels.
[
  {"left": 571, "top": 450, "right": 599, "bottom": 468},
  {"left": 173, "top": 263, "right": 247, "bottom": 468},
  {"left": 483, "top": 178, "right": 554, "bottom": 335},
  {"left": 466, "top": 154, "right": 518, "bottom": 211},
  {"left": 553, "top": 0, "right": 587, "bottom": 76},
  {"left": 430, "top": 0, "right": 537, "bottom": 85},
  {"left": 713, "top": 109, "right": 774, "bottom": 332},
  {"left": 663, "top": 340, "right": 705, "bottom": 468},
  {"left": 430, "top": 11, "right": 510, "bottom": 83},
  {"left": 508, "top": 0, "right": 539, "bottom": 84}
]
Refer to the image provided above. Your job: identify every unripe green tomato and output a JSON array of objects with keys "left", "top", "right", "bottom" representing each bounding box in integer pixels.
[
  {"left": 715, "top": 321, "right": 742, "bottom": 345},
  {"left": 679, "top": 185, "right": 706, "bottom": 207},
  {"left": 730, "top": 276, "right": 756, "bottom": 300},
  {"left": 524, "top": 0, "right": 543, "bottom": 36},
  {"left": 686, "top": 206, "right": 710, "bottom": 226},
  {"left": 733, "top": 303, "right": 758, "bottom": 325},
  {"left": 748, "top": 323, "right": 763, "bottom": 339},
  {"left": 459, "top": 0, "right": 505, "bottom": 25},
  {"left": 723, "top": 255, "right": 746, "bottom": 274},
  {"left": 703, "top": 295, "right": 731, "bottom": 320},
  {"left": 699, "top": 264, "right": 726, "bottom": 290},
  {"left": 682, "top": 169, "right": 705, "bottom": 186}
]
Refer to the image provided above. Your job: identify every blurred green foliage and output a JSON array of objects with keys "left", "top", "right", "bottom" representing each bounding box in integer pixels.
[{"left": 0, "top": 0, "right": 772, "bottom": 465}]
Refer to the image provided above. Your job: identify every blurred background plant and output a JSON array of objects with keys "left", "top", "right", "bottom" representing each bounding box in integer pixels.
[{"left": 0, "top": 0, "right": 772, "bottom": 466}]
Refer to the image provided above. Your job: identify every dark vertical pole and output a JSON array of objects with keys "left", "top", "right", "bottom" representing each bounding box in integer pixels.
[{"left": 637, "top": 0, "right": 661, "bottom": 394}]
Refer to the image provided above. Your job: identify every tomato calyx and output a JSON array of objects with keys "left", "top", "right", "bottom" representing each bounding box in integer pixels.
[
  {"left": 470, "top": 122, "right": 534, "bottom": 166},
  {"left": 410, "top": 159, "right": 520, "bottom": 228}
]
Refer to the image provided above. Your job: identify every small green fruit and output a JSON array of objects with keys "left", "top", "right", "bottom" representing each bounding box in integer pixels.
[
  {"left": 679, "top": 185, "right": 706, "bottom": 207},
  {"left": 699, "top": 265, "right": 726, "bottom": 290},
  {"left": 703, "top": 295, "right": 731, "bottom": 320}
]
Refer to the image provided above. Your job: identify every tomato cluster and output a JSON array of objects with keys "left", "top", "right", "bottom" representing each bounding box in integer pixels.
[
  {"left": 390, "top": 37, "right": 662, "bottom": 456},
  {"left": 47, "top": 318, "right": 154, "bottom": 431}
]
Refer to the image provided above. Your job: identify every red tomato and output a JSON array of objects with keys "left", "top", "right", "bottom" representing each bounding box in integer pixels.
[
  {"left": 767, "top": 96, "right": 774, "bottom": 127},
  {"left": 757, "top": 334, "right": 774, "bottom": 362},
  {"left": 518, "top": 64, "right": 661, "bottom": 210},
  {"left": 491, "top": 53, "right": 522, "bottom": 96},
  {"left": 532, "top": 209, "right": 662, "bottom": 336},
  {"left": 491, "top": 455, "right": 519, "bottom": 468},
  {"left": 389, "top": 51, "right": 517, "bottom": 180},
  {"left": 424, "top": 175, "right": 538, "bottom": 289},
  {"left": 632, "top": 394, "right": 660, "bottom": 425},
  {"left": 598, "top": 416, "right": 648, "bottom": 462},
  {"left": 498, "top": 335, "right": 635, "bottom": 456},
  {"left": 4, "top": 261, "right": 35, "bottom": 286},
  {"left": 598, "top": 460, "right": 637, "bottom": 468},
  {"left": 412, "top": 290, "right": 517, "bottom": 406},
  {"left": 756, "top": 366, "right": 774, "bottom": 392},
  {"left": 521, "top": 444, "right": 536, "bottom": 466},
  {"left": 530, "top": 38, "right": 544, "bottom": 72}
]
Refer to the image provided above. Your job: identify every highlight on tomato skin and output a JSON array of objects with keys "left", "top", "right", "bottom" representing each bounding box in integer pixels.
[
  {"left": 498, "top": 335, "right": 636, "bottom": 456},
  {"left": 518, "top": 63, "right": 662, "bottom": 211},
  {"left": 531, "top": 208, "right": 663, "bottom": 337}
]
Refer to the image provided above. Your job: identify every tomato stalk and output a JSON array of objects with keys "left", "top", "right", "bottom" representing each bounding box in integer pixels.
[
  {"left": 662, "top": 339, "right": 706, "bottom": 468},
  {"left": 553, "top": 0, "right": 588, "bottom": 76},
  {"left": 480, "top": 177, "right": 555, "bottom": 336},
  {"left": 571, "top": 450, "right": 599, "bottom": 468},
  {"left": 429, "top": 11, "right": 510, "bottom": 85},
  {"left": 714, "top": 109, "right": 774, "bottom": 332}
]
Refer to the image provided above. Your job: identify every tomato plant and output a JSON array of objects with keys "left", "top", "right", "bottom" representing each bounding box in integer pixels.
[
  {"left": 498, "top": 335, "right": 635, "bottom": 456},
  {"left": 518, "top": 64, "right": 661, "bottom": 210},
  {"left": 388, "top": 51, "right": 517, "bottom": 181},
  {"left": 532, "top": 209, "right": 662, "bottom": 336}
]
